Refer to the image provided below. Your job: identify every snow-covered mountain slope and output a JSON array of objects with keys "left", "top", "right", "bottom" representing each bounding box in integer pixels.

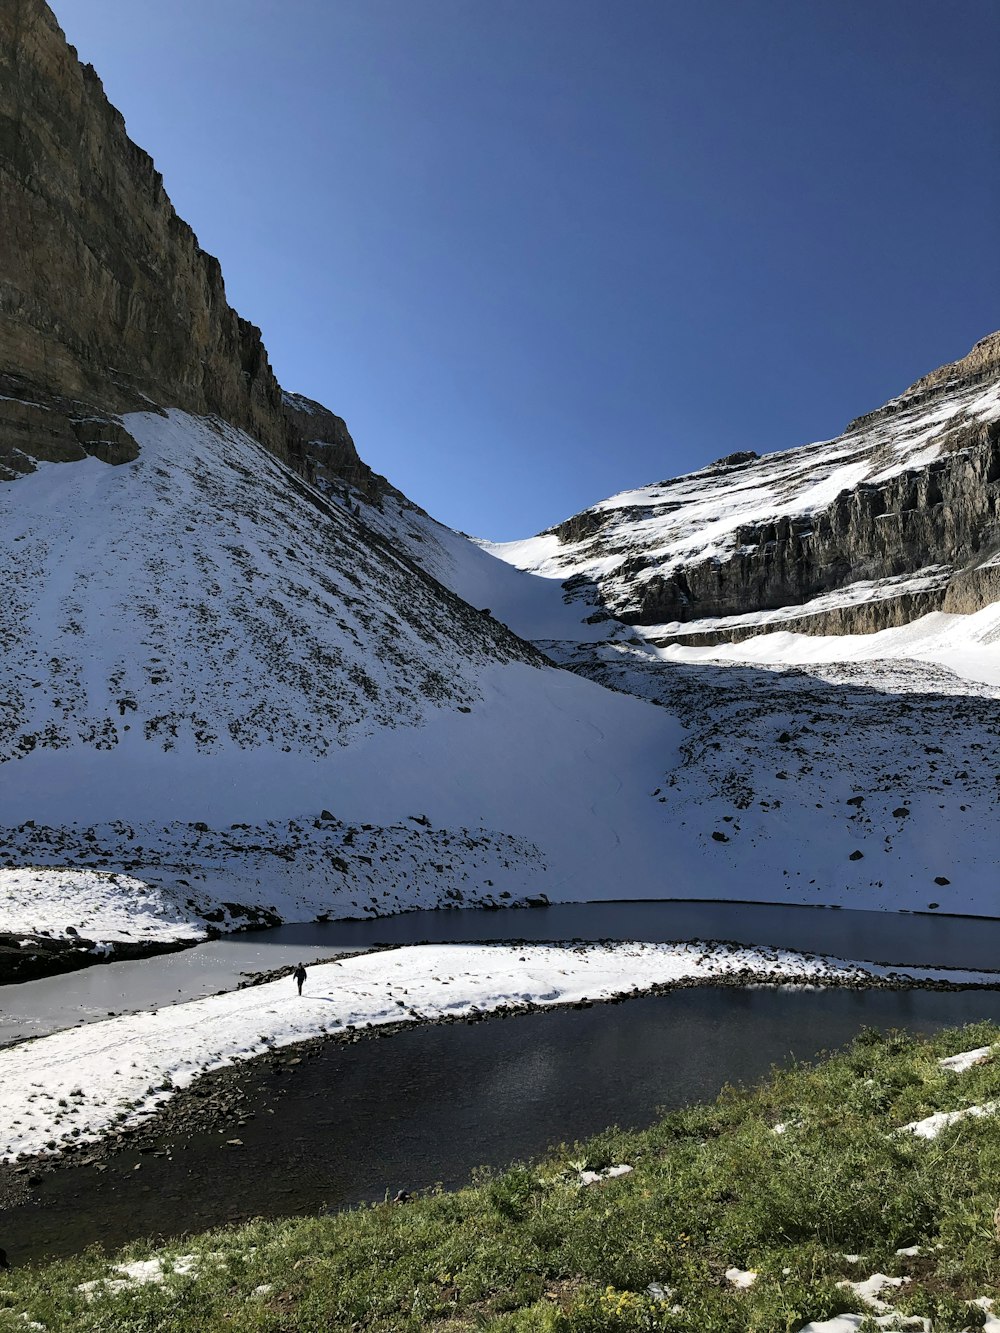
[
  {"left": 0, "top": 405, "right": 700, "bottom": 947},
  {"left": 484, "top": 333, "right": 1000, "bottom": 643},
  {"left": 2, "top": 408, "right": 540, "bottom": 763},
  {"left": 340, "top": 488, "right": 635, "bottom": 650},
  {"left": 6, "top": 366, "right": 1000, "bottom": 933},
  {"left": 553, "top": 633, "right": 1000, "bottom": 917},
  {"left": 264, "top": 443, "right": 1000, "bottom": 920}
]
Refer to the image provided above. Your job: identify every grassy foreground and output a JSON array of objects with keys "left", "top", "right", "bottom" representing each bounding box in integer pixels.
[{"left": 3, "top": 1022, "right": 1000, "bottom": 1332}]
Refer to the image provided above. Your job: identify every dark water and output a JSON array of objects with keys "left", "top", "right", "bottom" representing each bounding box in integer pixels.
[
  {"left": 3, "top": 899, "right": 997, "bottom": 1046},
  {"left": 7, "top": 984, "right": 1000, "bottom": 1265}
]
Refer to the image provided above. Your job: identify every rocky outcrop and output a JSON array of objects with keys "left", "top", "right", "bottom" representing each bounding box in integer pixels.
[
  {"left": 647, "top": 585, "right": 949, "bottom": 648},
  {"left": 626, "top": 416, "right": 1000, "bottom": 625},
  {"left": 280, "top": 391, "right": 400, "bottom": 505},
  {"left": 526, "top": 334, "right": 1000, "bottom": 637},
  {"left": 847, "top": 331, "right": 1000, "bottom": 433},
  {"left": 0, "top": 0, "right": 387, "bottom": 490}
]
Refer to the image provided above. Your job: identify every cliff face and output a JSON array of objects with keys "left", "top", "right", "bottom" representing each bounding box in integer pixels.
[
  {"left": 494, "top": 333, "right": 1000, "bottom": 642},
  {"left": 280, "top": 391, "right": 403, "bottom": 506},
  {"left": 630, "top": 414, "right": 1000, "bottom": 627},
  {"left": 0, "top": 0, "right": 320, "bottom": 478}
]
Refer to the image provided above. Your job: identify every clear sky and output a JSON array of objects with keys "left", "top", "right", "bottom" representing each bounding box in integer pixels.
[{"left": 51, "top": 1, "right": 998, "bottom": 540}]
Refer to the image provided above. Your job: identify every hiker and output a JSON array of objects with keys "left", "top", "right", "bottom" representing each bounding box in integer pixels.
[{"left": 292, "top": 962, "right": 307, "bottom": 996}]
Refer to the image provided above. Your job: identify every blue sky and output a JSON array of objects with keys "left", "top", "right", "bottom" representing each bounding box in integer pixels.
[{"left": 52, "top": 1, "right": 998, "bottom": 539}]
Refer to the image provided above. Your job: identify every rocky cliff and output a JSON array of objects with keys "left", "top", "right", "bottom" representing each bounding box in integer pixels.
[
  {"left": 280, "top": 391, "right": 403, "bottom": 507},
  {"left": 0, "top": 0, "right": 372, "bottom": 492},
  {"left": 492, "top": 333, "right": 1000, "bottom": 643}
]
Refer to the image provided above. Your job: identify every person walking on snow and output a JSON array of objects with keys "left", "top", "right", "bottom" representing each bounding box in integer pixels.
[{"left": 292, "top": 962, "right": 307, "bottom": 996}]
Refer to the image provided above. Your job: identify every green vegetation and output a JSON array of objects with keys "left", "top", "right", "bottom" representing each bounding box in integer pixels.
[{"left": 3, "top": 1023, "right": 1000, "bottom": 1331}]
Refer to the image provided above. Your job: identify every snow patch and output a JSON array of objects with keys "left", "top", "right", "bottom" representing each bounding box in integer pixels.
[
  {"left": 938, "top": 1046, "right": 992, "bottom": 1073},
  {"left": 901, "top": 1101, "right": 999, "bottom": 1140}
]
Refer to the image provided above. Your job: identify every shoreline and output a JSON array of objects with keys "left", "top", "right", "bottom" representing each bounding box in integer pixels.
[
  {"left": 2, "top": 944, "right": 998, "bottom": 1190},
  {"left": 0, "top": 929, "right": 200, "bottom": 985},
  {"left": 3, "top": 889, "right": 1000, "bottom": 987}
]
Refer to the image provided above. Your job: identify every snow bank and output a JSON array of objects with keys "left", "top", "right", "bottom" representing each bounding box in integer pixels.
[
  {"left": 939, "top": 1046, "right": 993, "bottom": 1073},
  {"left": 0, "top": 868, "right": 202, "bottom": 946},
  {"left": 658, "top": 599, "right": 1000, "bottom": 692}
]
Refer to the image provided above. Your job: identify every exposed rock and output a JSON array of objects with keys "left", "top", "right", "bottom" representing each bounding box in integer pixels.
[
  {"left": 629, "top": 416, "right": 1000, "bottom": 627},
  {"left": 0, "top": 930, "right": 195, "bottom": 984},
  {"left": 710, "top": 450, "right": 759, "bottom": 468},
  {"left": 280, "top": 391, "right": 396, "bottom": 504},
  {"left": 847, "top": 330, "right": 1000, "bottom": 432},
  {"left": 516, "top": 332, "right": 1000, "bottom": 639},
  {"left": 0, "top": 0, "right": 378, "bottom": 496},
  {"left": 649, "top": 583, "right": 950, "bottom": 648}
]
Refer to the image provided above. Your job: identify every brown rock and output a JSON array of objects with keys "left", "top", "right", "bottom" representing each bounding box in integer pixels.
[{"left": 0, "top": 1, "right": 288, "bottom": 467}]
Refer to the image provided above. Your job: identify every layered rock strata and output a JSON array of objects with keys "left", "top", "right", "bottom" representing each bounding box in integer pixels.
[
  {"left": 280, "top": 391, "right": 400, "bottom": 505},
  {"left": 531, "top": 334, "right": 1000, "bottom": 639},
  {"left": 0, "top": 0, "right": 374, "bottom": 495},
  {"left": 633, "top": 417, "right": 1000, "bottom": 627}
]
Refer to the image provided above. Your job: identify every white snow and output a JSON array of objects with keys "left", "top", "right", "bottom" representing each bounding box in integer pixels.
[
  {"left": 839, "top": 1273, "right": 909, "bottom": 1312},
  {"left": 725, "top": 1267, "right": 758, "bottom": 1289},
  {"left": 799, "top": 1273, "right": 931, "bottom": 1331},
  {"left": 359, "top": 494, "right": 622, "bottom": 646},
  {"left": 579, "top": 1164, "right": 633, "bottom": 1185},
  {"left": 77, "top": 1254, "right": 199, "bottom": 1297},
  {"left": 656, "top": 599, "right": 1000, "bottom": 691},
  {"left": 972, "top": 1298, "right": 1000, "bottom": 1332},
  {"left": 0, "top": 867, "right": 203, "bottom": 947},
  {"left": 799, "top": 1315, "right": 927, "bottom": 1332},
  {"left": 901, "top": 1101, "right": 999, "bottom": 1140},
  {"left": 2, "top": 939, "right": 992, "bottom": 1162},
  {"left": 938, "top": 1046, "right": 993, "bottom": 1073}
]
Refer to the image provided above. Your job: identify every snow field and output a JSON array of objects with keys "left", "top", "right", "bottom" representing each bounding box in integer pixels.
[{"left": 0, "top": 868, "right": 203, "bottom": 946}]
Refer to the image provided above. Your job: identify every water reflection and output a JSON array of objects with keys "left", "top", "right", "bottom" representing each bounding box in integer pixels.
[{"left": 10, "top": 984, "right": 1000, "bottom": 1263}]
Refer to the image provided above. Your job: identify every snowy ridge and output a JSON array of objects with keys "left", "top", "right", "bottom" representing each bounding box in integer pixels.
[{"left": 482, "top": 368, "right": 1000, "bottom": 628}]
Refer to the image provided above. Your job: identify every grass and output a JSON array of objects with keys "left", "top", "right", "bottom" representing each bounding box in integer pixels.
[{"left": 2, "top": 1022, "right": 1000, "bottom": 1331}]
